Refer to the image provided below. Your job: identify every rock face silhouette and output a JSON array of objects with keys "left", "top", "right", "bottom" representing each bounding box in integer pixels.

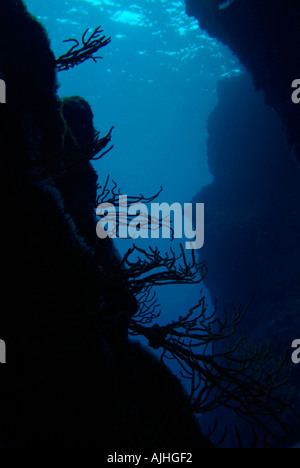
[
  {"left": 185, "top": 0, "right": 300, "bottom": 363},
  {"left": 185, "top": 0, "right": 300, "bottom": 163},
  {"left": 194, "top": 73, "right": 300, "bottom": 369},
  {"left": 0, "top": 0, "right": 210, "bottom": 448}
]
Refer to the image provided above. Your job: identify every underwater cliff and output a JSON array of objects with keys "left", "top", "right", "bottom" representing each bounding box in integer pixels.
[
  {"left": 185, "top": 0, "right": 300, "bottom": 163},
  {"left": 193, "top": 74, "right": 300, "bottom": 445},
  {"left": 1, "top": 0, "right": 300, "bottom": 450},
  {"left": 186, "top": 0, "right": 300, "bottom": 447},
  {"left": 0, "top": 0, "right": 209, "bottom": 448},
  {"left": 194, "top": 73, "right": 300, "bottom": 355}
]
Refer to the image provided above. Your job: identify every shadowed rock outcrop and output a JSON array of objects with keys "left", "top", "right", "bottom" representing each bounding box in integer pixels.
[
  {"left": 194, "top": 73, "right": 300, "bottom": 363},
  {"left": 193, "top": 72, "right": 300, "bottom": 447},
  {"left": 0, "top": 0, "right": 210, "bottom": 448},
  {"left": 185, "top": 0, "right": 300, "bottom": 163}
]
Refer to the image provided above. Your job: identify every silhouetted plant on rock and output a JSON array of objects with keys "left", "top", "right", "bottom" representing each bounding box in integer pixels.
[
  {"left": 53, "top": 20, "right": 299, "bottom": 448},
  {"left": 97, "top": 176, "right": 166, "bottom": 239},
  {"left": 130, "top": 298, "right": 299, "bottom": 447},
  {"left": 121, "top": 244, "right": 206, "bottom": 293},
  {"left": 60, "top": 127, "right": 115, "bottom": 172},
  {"left": 95, "top": 179, "right": 299, "bottom": 447}
]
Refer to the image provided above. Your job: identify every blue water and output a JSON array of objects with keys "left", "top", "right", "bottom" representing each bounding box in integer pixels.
[
  {"left": 24, "top": 0, "right": 242, "bottom": 358},
  {"left": 24, "top": 0, "right": 241, "bottom": 198}
]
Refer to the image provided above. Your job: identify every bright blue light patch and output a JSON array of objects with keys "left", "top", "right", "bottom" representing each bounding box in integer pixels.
[{"left": 112, "top": 10, "right": 146, "bottom": 26}]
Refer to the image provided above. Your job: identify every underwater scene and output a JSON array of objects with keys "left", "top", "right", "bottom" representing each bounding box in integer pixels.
[{"left": 0, "top": 0, "right": 300, "bottom": 451}]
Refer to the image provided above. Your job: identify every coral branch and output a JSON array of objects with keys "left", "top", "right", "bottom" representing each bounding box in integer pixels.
[
  {"left": 121, "top": 244, "right": 207, "bottom": 294},
  {"left": 129, "top": 298, "right": 299, "bottom": 446},
  {"left": 41, "top": 127, "right": 114, "bottom": 178},
  {"left": 97, "top": 176, "right": 163, "bottom": 206},
  {"left": 56, "top": 26, "right": 111, "bottom": 72},
  {"left": 96, "top": 176, "right": 173, "bottom": 240},
  {"left": 63, "top": 127, "right": 114, "bottom": 169}
]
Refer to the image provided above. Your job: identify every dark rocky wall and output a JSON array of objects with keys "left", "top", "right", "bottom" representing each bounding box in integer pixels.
[
  {"left": 0, "top": 0, "right": 209, "bottom": 448},
  {"left": 185, "top": 0, "right": 300, "bottom": 163},
  {"left": 194, "top": 73, "right": 300, "bottom": 362},
  {"left": 193, "top": 72, "right": 300, "bottom": 447},
  {"left": 185, "top": 0, "right": 300, "bottom": 445}
]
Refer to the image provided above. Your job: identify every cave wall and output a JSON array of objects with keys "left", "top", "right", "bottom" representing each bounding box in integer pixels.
[
  {"left": 185, "top": 0, "right": 300, "bottom": 163},
  {"left": 183, "top": 0, "right": 300, "bottom": 444},
  {"left": 192, "top": 71, "right": 300, "bottom": 447},
  {"left": 0, "top": 0, "right": 209, "bottom": 448},
  {"left": 194, "top": 73, "right": 300, "bottom": 359}
]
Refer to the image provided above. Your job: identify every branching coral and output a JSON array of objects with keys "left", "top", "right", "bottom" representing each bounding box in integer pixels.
[
  {"left": 97, "top": 176, "right": 163, "bottom": 206},
  {"left": 97, "top": 176, "right": 173, "bottom": 239},
  {"left": 52, "top": 22, "right": 300, "bottom": 448},
  {"left": 95, "top": 178, "right": 299, "bottom": 446},
  {"left": 39, "top": 126, "right": 114, "bottom": 179},
  {"left": 121, "top": 243, "right": 207, "bottom": 293},
  {"left": 61, "top": 127, "right": 114, "bottom": 171},
  {"left": 56, "top": 26, "right": 111, "bottom": 72},
  {"left": 130, "top": 297, "right": 299, "bottom": 447}
]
